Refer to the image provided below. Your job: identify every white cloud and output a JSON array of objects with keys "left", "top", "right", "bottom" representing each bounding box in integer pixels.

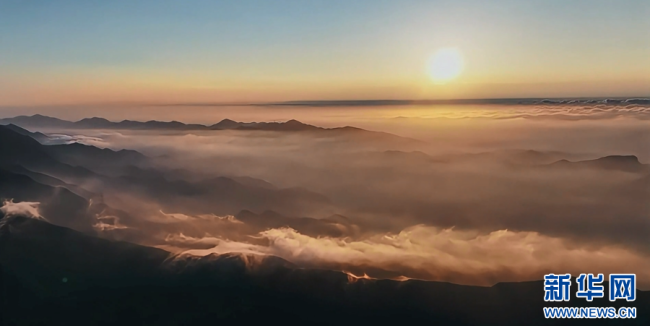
[
  {"left": 0, "top": 199, "right": 46, "bottom": 220},
  {"left": 163, "top": 225, "right": 650, "bottom": 288}
]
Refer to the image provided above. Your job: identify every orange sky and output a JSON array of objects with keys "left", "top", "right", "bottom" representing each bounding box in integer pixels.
[{"left": 1, "top": 1, "right": 648, "bottom": 106}]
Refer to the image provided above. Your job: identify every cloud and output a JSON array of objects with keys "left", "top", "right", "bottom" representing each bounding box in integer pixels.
[
  {"left": 163, "top": 225, "right": 650, "bottom": 288},
  {"left": 164, "top": 233, "right": 261, "bottom": 253},
  {"left": 388, "top": 104, "right": 650, "bottom": 121},
  {"left": 44, "top": 133, "right": 109, "bottom": 146},
  {"left": 0, "top": 200, "right": 46, "bottom": 220},
  {"left": 152, "top": 210, "right": 242, "bottom": 224},
  {"left": 93, "top": 215, "right": 129, "bottom": 231},
  {"left": 9, "top": 104, "right": 646, "bottom": 289}
]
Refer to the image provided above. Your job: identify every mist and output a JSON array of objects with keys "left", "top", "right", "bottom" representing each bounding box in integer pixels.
[{"left": 3, "top": 102, "right": 647, "bottom": 288}]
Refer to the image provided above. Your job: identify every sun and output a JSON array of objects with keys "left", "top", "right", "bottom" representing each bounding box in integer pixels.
[{"left": 428, "top": 48, "right": 464, "bottom": 84}]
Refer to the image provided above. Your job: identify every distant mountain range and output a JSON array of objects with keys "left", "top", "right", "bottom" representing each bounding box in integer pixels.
[
  {"left": 0, "top": 114, "right": 364, "bottom": 132},
  {"left": 0, "top": 114, "right": 429, "bottom": 152},
  {"left": 353, "top": 149, "right": 649, "bottom": 173},
  {"left": 549, "top": 155, "right": 650, "bottom": 173},
  {"left": 0, "top": 124, "right": 335, "bottom": 228}
]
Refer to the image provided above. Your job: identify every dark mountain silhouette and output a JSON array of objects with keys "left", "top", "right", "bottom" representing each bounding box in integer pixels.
[
  {"left": 0, "top": 168, "right": 96, "bottom": 233},
  {"left": 341, "top": 149, "right": 581, "bottom": 174},
  {"left": 210, "top": 118, "right": 240, "bottom": 129},
  {"left": 0, "top": 125, "right": 134, "bottom": 184},
  {"left": 0, "top": 114, "right": 327, "bottom": 131},
  {"left": 44, "top": 142, "right": 149, "bottom": 169},
  {"left": 222, "top": 119, "right": 320, "bottom": 131},
  {"left": 0, "top": 124, "right": 57, "bottom": 165},
  {"left": 437, "top": 149, "right": 580, "bottom": 165},
  {"left": 108, "top": 168, "right": 334, "bottom": 217},
  {"left": 0, "top": 114, "right": 73, "bottom": 128},
  {"left": 75, "top": 117, "right": 114, "bottom": 128},
  {"left": 74, "top": 117, "right": 210, "bottom": 130},
  {"left": 492, "top": 149, "right": 574, "bottom": 165},
  {"left": 2, "top": 117, "right": 648, "bottom": 325},
  {"left": 0, "top": 125, "right": 99, "bottom": 185},
  {"left": 0, "top": 216, "right": 169, "bottom": 291},
  {"left": 0, "top": 124, "right": 152, "bottom": 179},
  {"left": 0, "top": 114, "right": 426, "bottom": 148},
  {"left": 549, "top": 155, "right": 649, "bottom": 173},
  {"left": 0, "top": 125, "right": 334, "bottom": 219},
  {"left": 229, "top": 175, "right": 277, "bottom": 190},
  {"left": 2, "top": 164, "right": 95, "bottom": 200},
  {"left": 1, "top": 215, "right": 648, "bottom": 325},
  {"left": 1, "top": 114, "right": 430, "bottom": 152},
  {"left": 0, "top": 123, "right": 149, "bottom": 170},
  {"left": 1, "top": 123, "right": 50, "bottom": 143}
]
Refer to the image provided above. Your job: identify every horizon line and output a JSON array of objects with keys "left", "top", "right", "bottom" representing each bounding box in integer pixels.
[
  {"left": 1, "top": 95, "right": 649, "bottom": 108},
  {"left": 159, "top": 96, "right": 650, "bottom": 107}
]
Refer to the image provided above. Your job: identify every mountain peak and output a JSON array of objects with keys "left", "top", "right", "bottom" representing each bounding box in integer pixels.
[
  {"left": 550, "top": 155, "right": 645, "bottom": 173},
  {"left": 211, "top": 119, "right": 242, "bottom": 129},
  {"left": 29, "top": 114, "right": 64, "bottom": 121},
  {"left": 78, "top": 117, "right": 111, "bottom": 122},
  {"left": 597, "top": 155, "right": 640, "bottom": 164}
]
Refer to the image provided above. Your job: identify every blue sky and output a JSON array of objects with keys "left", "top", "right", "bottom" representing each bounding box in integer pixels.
[{"left": 1, "top": 0, "right": 648, "bottom": 104}]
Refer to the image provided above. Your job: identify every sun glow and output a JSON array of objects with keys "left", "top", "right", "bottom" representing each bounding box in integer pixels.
[{"left": 428, "top": 48, "right": 464, "bottom": 84}]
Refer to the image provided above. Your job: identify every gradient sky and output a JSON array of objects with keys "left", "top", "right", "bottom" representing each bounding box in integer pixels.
[{"left": 1, "top": 0, "right": 649, "bottom": 105}]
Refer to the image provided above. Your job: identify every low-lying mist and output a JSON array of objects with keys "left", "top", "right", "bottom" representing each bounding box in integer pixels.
[{"left": 1, "top": 102, "right": 648, "bottom": 288}]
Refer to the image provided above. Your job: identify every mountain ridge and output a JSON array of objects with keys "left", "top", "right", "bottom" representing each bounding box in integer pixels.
[
  {"left": 549, "top": 155, "right": 649, "bottom": 173},
  {"left": 0, "top": 115, "right": 429, "bottom": 151},
  {"left": 2, "top": 114, "right": 377, "bottom": 133},
  {"left": 1, "top": 215, "right": 648, "bottom": 325}
]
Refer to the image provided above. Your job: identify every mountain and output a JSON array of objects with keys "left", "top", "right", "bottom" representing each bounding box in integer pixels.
[
  {"left": 0, "top": 124, "right": 57, "bottom": 166},
  {"left": 0, "top": 114, "right": 73, "bottom": 128},
  {"left": 229, "top": 176, "right": 277, "bottom": 190},
  {"left": 0, "top": 125, "right": 93, "bottom": 181},
  {"left": 1, "top": 114, "right": 428, "bottom": 152},
  {"left": 108, "top": 168, "right": 334, "bottom": 217},
  {"left": 0, "top": 126, "right": 155, "bottom": 233},
  {"left": 434, "top": 149, "right": 583, "bottom": 165},
  {"left": 218, "top": 119, "right": 321, "bottom": 131},
  {"left": 2, "top": 164, "right": 95, "bottom": 200},
  {"left": 1, "top": 123, "right": 50, "bottom": 143},
  {"left": 74, "top": 117, "right": 114, "bottom": 128},
  {"left": 549, "top": 155, "right": 649, "bottom": 173},
  {"left": 0, "top": 125, "right": 333, "bottom": 221},
  {"left": 1, "top": 114, "right": 424, "bottom": 141},
  {"left": 1, "top": 215, "right": 648, "bottom": 325},
  {"left": 209, "top": 118, "right": 240, "bottom": 129},
  {"left": 74, "top": 117, "right": 210, "bottom": 130},
  {"left": 0, "top": 215, "right": 169, "bottom": 293},
  {"left": 1, "top": 114, "right": 324, "bottom": 131},
  {"left": 0, "top": 125, "right": 137, "bottom": 182},
  {"left": 0, "top": 168, "right": 96, "bottom": 233},
  {"left": 44, "top": 142, "right": 149, "bottom": 169}
]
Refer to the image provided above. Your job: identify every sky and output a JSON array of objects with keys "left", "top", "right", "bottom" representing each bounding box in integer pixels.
[{"left": 1, "top": 0, "right": 649, "bottom": 106}]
